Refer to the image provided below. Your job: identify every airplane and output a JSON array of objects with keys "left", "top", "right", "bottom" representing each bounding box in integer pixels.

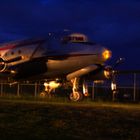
[{"left": 0, "top": 32, "right": 112, "bottom": 101}]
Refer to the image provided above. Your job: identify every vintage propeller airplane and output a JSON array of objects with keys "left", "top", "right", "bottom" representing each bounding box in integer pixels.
[{"left": 0, "top": 32, "right": 112, "bottom": 101}]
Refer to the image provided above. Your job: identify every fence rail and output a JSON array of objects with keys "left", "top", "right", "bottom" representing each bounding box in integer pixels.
[{"left": 0, "top": 81, "right": 140, "bottom": 102}]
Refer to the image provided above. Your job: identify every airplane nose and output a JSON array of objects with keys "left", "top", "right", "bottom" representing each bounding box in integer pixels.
[{"left": 102, "top": 49, "right": 112, "bottom": 60}]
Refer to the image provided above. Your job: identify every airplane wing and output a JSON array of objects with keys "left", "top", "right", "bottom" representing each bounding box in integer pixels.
[{"left": 114, "top": 70, "right": 140, "bottom": 74}]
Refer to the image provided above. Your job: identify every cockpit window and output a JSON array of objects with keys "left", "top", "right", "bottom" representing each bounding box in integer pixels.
[
  {"left": 61, "top": 33, "right": 96, "bottom": 45},
  {"left": 61, "top": 33, "right": 88, "bottom": 43}
]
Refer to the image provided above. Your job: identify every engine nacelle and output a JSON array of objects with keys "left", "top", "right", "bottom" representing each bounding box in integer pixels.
[{"left": 85, "top": 66, "right": 112, "bottom": 80}]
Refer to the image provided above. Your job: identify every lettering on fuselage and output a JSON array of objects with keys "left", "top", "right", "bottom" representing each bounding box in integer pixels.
[{"left": 61, "top": 33, "right": 88, "bottom": 43}]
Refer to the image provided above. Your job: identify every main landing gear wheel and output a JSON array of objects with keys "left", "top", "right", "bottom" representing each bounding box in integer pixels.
[
  {"left": 40, "top": 91, "right": 47, "bottom": 97},
  {"left": 69, "top": 91, "right": 83, "bottom": 101},
  {"left": 40, "top": 91, "right": 53, "bottom": 98}
]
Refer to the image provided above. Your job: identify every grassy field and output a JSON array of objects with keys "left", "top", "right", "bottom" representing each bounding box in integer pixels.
[{"left": 0, "top": 98, "right": 140, "bottom": 140}]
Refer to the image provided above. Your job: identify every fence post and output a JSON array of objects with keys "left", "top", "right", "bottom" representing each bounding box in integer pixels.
[
  {"left": 34, "top": 82, "right": 38, "bottom": 97},
  {"left": 17, "top": 83, "right": 20, "bottom": 96},
  {"left": 0, "top": 83, "right": 3, "bottom": 96},
  {"left": 133, "top": 73, "right": 136, "bottom": 102},
  {"left": 92, "top": 82, "right": 95, "bottom": 100}
]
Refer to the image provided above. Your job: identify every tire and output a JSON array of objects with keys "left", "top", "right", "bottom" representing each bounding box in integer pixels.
[{"left": 69, "top": 92, "right": 83, "bottom": 101}]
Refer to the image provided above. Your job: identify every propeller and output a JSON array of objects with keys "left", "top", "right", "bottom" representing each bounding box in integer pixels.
[
  {"left": 0, "top": 58, "right": 6, "bottom": 72},
  {"left": 0, "top": 56, "right": 23, "bottom": 73}
]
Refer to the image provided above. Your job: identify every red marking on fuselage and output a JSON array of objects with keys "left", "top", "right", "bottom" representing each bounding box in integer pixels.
[
  {"left": 0, "top": 44, "right": 15, "bottom": 51},
  {"left": 0, "top": 39, "right": 46, "bottom": 51}
]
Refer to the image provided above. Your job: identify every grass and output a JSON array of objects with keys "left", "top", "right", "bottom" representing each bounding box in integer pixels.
[{"left": 0, "top": 97, "right": 140, "bottom": 140}]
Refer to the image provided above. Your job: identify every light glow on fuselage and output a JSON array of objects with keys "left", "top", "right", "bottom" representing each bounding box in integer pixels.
[{"left": 102, "top": 49, "right": 112, "bottom": 60}]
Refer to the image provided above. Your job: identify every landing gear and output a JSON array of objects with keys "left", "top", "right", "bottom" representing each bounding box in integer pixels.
[
  {"left": 69, "top": 91, "right": 83, "bottom": 101},
  {"left": 39, "top": 78, "right": 89, "bottom": 101},
  {"left": 40, "top": 91, "right": 49, "bottom": 97},
  {"left": 111, "top": 72, "right": 118, "bottom": 101},
  {"left": 40, "top": 81, "right": 61, "bottom": 97},
  {"left": 82, "top": 79, "right": 89, "bottom": 97},
  {"left": 69, "top": 78, "right": 88, "bottom": 101}
]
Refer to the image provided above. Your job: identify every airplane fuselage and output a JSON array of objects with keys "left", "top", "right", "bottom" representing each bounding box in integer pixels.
[
  {"left": 46, "top": 44, "right": 106, "bottom": 78},
  {"left": 0, "top": 33, "right": 111, "bottom": 81}
]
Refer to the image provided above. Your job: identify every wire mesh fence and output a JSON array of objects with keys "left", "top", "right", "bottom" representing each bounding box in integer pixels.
[{"left": 0, "top": 73, "right": 140, "bottom": 102}]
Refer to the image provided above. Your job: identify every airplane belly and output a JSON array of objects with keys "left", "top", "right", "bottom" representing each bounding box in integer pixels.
[{"left": 45, "top": 55, "right": 101, "bottom": 77}]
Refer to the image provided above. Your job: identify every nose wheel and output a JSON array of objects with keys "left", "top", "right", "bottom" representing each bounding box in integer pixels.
[
  {"left": 69, "top": 78, "right": 84, "bottom": 101},
  {"left": 69, "top": 91, "right": 83, "bottom": 101}
]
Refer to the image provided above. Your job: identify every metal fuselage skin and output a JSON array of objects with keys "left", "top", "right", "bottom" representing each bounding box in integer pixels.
[
  {"left": 46, "top": 42, "right": 107, "bottom": 78},
  {"left": 0, "top": 34, "right": 111, "bottom": 81}
]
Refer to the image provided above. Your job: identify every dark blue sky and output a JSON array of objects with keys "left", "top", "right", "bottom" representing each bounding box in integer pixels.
[{"left": 0, "top": 0, "right": 140, "bottom": 69}]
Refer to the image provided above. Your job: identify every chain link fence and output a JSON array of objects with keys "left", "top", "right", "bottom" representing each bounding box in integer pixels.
[{"left": 0, "top": 73, "right": 140, "bottom": 102}]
